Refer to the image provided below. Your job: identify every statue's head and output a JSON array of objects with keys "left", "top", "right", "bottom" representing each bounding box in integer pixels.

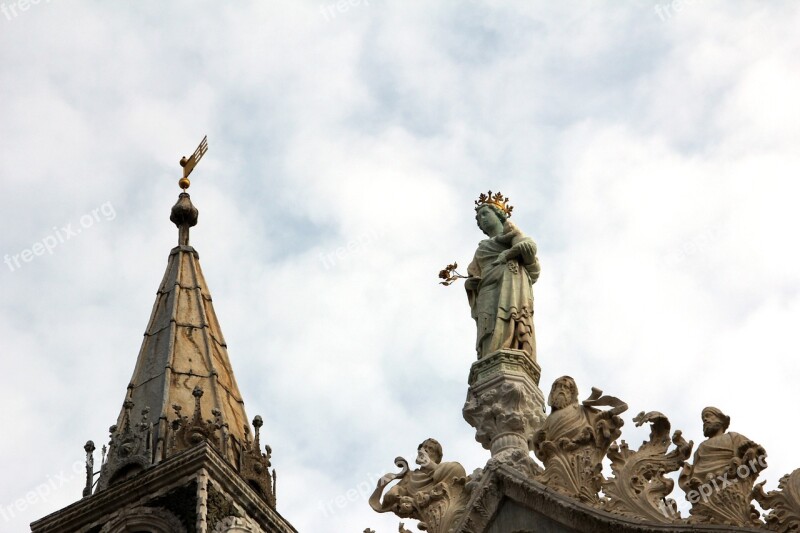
[
  {"left": 548, "top": 376, "right": 579, "bottom": 410},
  {"left": 474, "top": 191, "right": 512, "bottom": 237},
  {"left": 701, "top": 406, "right": 730, "bottom": 438},
  {"left": 416, "top": 438, "right": 443, "bottom": 469},
  {"left": 475, "top": 205, "right": 507, "bottom": 237}
]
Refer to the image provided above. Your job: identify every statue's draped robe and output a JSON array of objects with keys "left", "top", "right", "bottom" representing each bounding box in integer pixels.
[
  {"left": 538, "top": 404, "right": 596, "bottom": 446},
  {"left": 533, "top": 402, "right": 614, "bottom": 502},
  {"left": 466, "top": 227, "right": 539, "bottom": 360},
  {"left": 381, "top": 462, "right": 467, "bottom": 512},
  {"left": 685, "top": 432, "right": 761, "bottom": 484}
]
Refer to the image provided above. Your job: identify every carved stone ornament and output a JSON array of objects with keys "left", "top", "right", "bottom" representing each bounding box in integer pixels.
[
  {"left": 369, "top": 439, "right": 471, "bottom": 533},
  {"left": 678, "top": 406, "right": 767, "bottom": 528},
  {"left": 99, "top": 505, "right": 186, "bottom": 533},
  {"left": 754, "top": 468, "right": 800, "bottom": 532},
  {"left": 206, "top": 482, "right": 243, "bottom": 530},
  {"left": 240, "top": 415, "right": 276, "bottom": 507},
  {"left": 170, "top": 386, "right": 224, "bottom": 453},
  {"left": 96, "top": 387, "right": 154, "bottom": 491},
  {"left": 532, "top": 376, "right": 627, "bottom": 504},
  {"left": 602, "top": 410, "right": 693, "bottom": 522},
  {"left": 211, "top": 515, "right": 262, "bottom": 533},
  {"left": 463, "top": 349, "right": 546, "bottom": 468}
]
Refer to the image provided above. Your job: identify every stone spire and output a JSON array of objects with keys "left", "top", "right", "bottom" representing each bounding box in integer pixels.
[
  {"left": 93, "top": 184, "right": 275, "bottom": 506},
  {"left": 32, "top": 142, "right": 297, "bottom": 533}
]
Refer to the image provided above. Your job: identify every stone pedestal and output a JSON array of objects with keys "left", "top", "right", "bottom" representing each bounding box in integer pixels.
[{"left": 462, "top": 349, "right": 546, "bottom": 460}]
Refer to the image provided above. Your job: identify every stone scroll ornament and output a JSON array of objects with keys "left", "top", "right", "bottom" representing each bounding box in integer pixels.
[
  {"left": 754, "top": 468, "right": 800, "bottom": 532},
  {"left": 369, "top": 439, "right": 470, "bottom": 533},
  {"left": 531, "top": 376, "right": 627, "bottom": 504},
  {"left": 678, "top": 406, "right": 767, "bottom": 528},
  {"left": 439, "top": 191, "right": 541, "bottom": 362},
  {"left": 602, "top": 411, "right": 693, "bottom": 522}
]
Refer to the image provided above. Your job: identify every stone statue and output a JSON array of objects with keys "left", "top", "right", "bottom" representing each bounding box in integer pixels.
[
  {"left": 532, "top": 376, "right": 627, "bottom": 503},
  {"left": 464, "top": 191, "right": 540, "bottom": 361},
  {"left": 678, "top": 406, "right": 767, "bottom": 527},
  {"left": 369, "top": 438, "right": 469, "bottom": 533}
]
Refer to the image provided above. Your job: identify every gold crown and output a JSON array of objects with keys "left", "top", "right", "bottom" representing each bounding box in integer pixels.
[{"left": 474, "top": 190, "right": 513, "bottom": 217}]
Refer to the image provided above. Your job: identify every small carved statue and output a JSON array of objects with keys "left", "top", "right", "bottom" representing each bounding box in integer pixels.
[
  {"left": 369, "top": 439, "right": 469, "bottom": 533},
  {"left": 678, "top": 406, "right": 767, "bottom": 527},
  {"left": 532, "top": 376, "right": 627, "bottom": 503},
  {"left": 464, "top": 191, "right": 540, "bottom": 361}
]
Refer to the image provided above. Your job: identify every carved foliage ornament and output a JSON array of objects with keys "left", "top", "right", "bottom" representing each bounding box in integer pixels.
[
  {"left": 463, "top": 380, "right": 542, "bottom": 454},
  {"left": 602, "top": 411, "right": 693, "bottom": 522},
  {"left": 96, "top": 386, "right": 154, "bottom": 491},
  {"left": 240, "top": 414, "right": 276, "bottom": 507},
  {"left": 754, "top": 468, "right": 800, "bottom": 532},
  {"left": 170, "top": 386, "right": 223, "bottom": 453}
]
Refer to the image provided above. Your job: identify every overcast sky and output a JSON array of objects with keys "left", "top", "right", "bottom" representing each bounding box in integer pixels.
[{"left": 2, "top": 1, "right": 799, "bottom": 532}]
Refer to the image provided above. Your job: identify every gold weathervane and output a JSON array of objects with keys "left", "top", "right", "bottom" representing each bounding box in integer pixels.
[{"left": 178, "top": 135, "right": 208, "bottom": 190}]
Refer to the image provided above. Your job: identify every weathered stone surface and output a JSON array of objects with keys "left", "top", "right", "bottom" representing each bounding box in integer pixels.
[
  {"left": 532, "top": 376, "right": 627, "bottom": 504},
  {"left": 31, "top": 443, "right": 296, "bottom": 533},
  {"left": 98, "top": 506, "right": 187, "bottom": 533},
  {"left": 465, "top": 191, "right": 540, "bottom": 361},
  {"left": 33, "top": 191, "right": 292, "bottom": 533},
  {"left": 679, "top": 407, "right": 767, "bottom": 528},
  {"left": 463, "top": 349, "right": 546, "bottom": 467},
  {"left": 452, "top": 460, "right": 768, "bottom": 533},
  {"left": 602, "top": 411, "right": 693, "bottom": 523},
  {"left": 369, "top": 439, "right": 470, "bottom": 533},
  {"left": 754, "top": 468, "right": 800, "bottom": 532}
]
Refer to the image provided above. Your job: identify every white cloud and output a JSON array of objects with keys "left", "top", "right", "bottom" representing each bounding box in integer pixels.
[{"left": 1, "top": 2, "right": 799, "bottom": 532}]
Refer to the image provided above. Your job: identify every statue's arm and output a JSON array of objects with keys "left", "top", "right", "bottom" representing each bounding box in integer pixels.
[
  {"left": 678, "top": 461, "right": 694, "bottom": 492},
  {"left": 465, "top": 255, "right": 481, "bottom": 296},
  {"left": 512, "top": 237, "right": 538, "bottom": 266},
  {"left": 369, "top": 474, "right": 397, "bottom": 513}
]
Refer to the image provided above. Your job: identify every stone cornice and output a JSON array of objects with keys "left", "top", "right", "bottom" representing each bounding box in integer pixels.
[
  {"left": 31, "top": 442, "right": 296, "bottom": 533},
  {"left": 453, "top": 461, "right": 767, "bottom": 533}
]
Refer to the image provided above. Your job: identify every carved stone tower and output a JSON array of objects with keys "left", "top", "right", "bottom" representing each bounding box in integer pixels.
[{"left": 31, "top": 187, "right": 297, "bottom": 533}]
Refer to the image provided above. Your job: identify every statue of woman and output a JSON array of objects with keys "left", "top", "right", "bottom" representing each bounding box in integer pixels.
[{"left": 465, "top": 192, "right": 540, "bottom": 361}]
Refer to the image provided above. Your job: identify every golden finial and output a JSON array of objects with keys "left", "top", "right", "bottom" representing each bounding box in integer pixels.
[
  {"left": 178, "top": 135, "right": 208, "bottom": 190},
  {"left": 474, "top": 190, "right": 513, "bottom": 217}
]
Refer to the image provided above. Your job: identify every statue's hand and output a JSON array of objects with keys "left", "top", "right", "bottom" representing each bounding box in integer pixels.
[
  {"left": 492, "top": 250, "right": 511, "bottom": 266},
  {"left": 517, "top": 241, "right": 537, "bottom": 265},
  {"left": 532, "top": 429, "right": 546, "bottom": 447}
]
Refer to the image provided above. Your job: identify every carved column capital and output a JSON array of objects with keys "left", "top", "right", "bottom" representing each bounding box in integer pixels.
[{"left": 463, "top": 349, "right": 546, "bottom": 464}]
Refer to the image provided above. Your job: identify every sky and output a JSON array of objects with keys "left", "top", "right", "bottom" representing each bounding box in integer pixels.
[{"left": 1, "top": 1, "right": 799, "bottom": 532}]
